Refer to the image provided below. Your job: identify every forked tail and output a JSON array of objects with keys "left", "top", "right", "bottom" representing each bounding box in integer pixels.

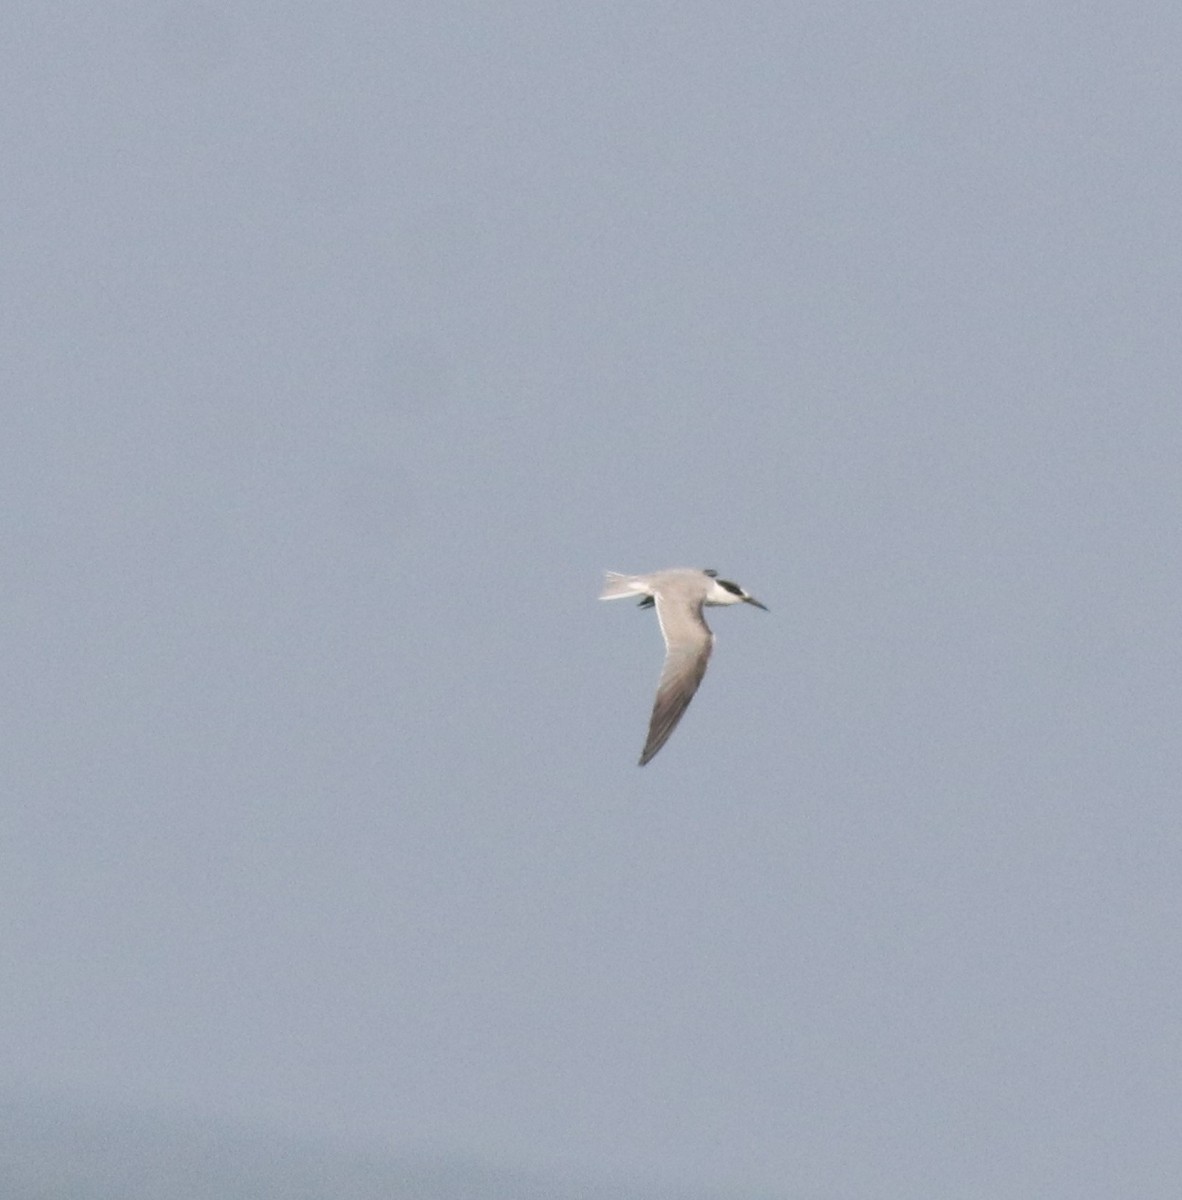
[{"left": 600, "top": 571, "right": 642, "bottom": 600}]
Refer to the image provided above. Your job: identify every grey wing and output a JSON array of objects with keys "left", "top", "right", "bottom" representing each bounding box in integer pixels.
[{"left": 638, "top": 596, "right": 714, "bottom": 766}]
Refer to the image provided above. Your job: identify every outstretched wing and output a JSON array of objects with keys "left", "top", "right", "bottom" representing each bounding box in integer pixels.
[{"left": 639, "top": 595, "right": 714, "bottom": 766}]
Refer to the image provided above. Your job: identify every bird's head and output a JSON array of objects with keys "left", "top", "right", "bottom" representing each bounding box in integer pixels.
[{"left": 702, "top": 569, "right": 768, "bottom": 610}]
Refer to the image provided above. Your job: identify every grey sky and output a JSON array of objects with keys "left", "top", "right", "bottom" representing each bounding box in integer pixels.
[{"left": 4, "top": 3, "right": 1182, "bottom": 1197}]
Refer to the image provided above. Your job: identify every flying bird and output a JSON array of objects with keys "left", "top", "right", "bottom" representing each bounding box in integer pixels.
[{"left": 600, "top": 567, "right": 768, "bottom": 765}]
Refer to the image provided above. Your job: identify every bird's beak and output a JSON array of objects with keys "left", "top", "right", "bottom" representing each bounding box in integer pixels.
[{"left": 744, "top": 596, "right": 769, "bottom": 611}]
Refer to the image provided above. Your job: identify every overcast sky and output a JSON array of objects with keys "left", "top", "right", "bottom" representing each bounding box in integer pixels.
[{"left": 4, "top": 3, "right": 1182, "bottom": 1197}]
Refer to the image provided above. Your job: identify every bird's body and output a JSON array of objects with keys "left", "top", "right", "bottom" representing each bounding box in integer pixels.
[{"left": 600, "top": 568, "right": 767, "bottom": 765}]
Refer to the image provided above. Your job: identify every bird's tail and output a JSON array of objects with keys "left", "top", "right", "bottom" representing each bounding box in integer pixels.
[{"left": 600, "top": 571, "right": 642, "bottom": 600}]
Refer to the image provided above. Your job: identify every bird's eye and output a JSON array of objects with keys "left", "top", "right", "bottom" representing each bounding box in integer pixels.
[
  {"left": 703, "top": 569, "right": 718, "bottom": 577},
  {"left": 717, "top": 579, "right": 743, "bottom": 596}
]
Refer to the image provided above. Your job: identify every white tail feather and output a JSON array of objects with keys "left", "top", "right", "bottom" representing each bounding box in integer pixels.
[{"left": 600, "top": 571, "right": 641, "bottom": 600}]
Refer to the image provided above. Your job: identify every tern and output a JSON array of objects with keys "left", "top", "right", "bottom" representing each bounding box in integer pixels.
[{"left": 600, "top": 568, "right": 768, "bottom": 766}]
